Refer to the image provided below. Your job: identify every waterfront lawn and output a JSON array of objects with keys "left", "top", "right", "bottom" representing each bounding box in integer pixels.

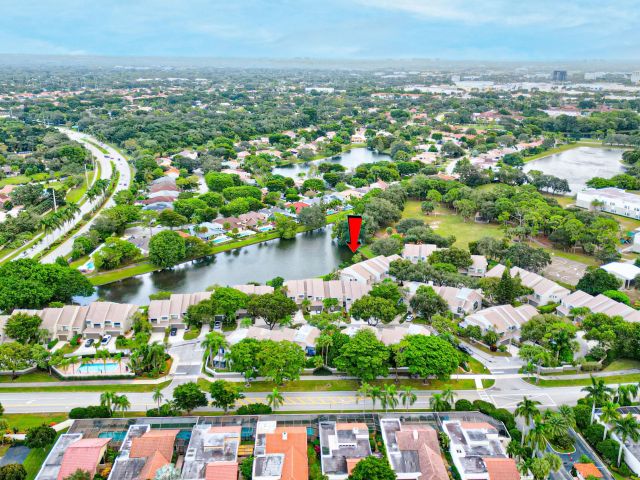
[{"left": 401, "top": 202, "right": 503, "bottom": 248}]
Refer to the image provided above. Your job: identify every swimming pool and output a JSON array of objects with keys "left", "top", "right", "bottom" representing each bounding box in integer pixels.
[
  {"left": 98, "top": 431, "right": 127, "bottom": 441},
  {"left": 257, "top": 225, "right": 273, "bottom": 232},
  {"left": 77, "top": 362, "right": 119, "bottom": 373},
  {"left": 212, "top": 235, "right": 230, "bottom": 244}
]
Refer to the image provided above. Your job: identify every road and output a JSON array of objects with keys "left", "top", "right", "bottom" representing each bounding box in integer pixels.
[{"left": 10, "top": 128, "right": 132, "bottom": 263}]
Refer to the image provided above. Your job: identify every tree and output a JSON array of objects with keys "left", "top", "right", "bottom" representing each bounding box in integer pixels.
[
  {"left": 149, "top": 230, "right": 186, "bottom": 268},
  {"left": 152, "top": 386, "right": 164, "bottom": 411},
  {"left": 114, "top": 394, "right": 131, "bottom": 417},
  {"left": 515, "top": 397, "right": 541, "bottom": 444},
  {"left": 205, "top": 172, "right": 239, "bottom": 192},
  {"left": 334, "top": 329, "right": 390, "bottom": 382},
  {"left": 297, "top": 204, "right": 326, "bottom": 230},
  {"left": 266, "top": 387, "right": 284, "bottom": 411},
  {"left": 350, "top": 295, "right": 396, "bottom": 326},
  {"left": 202, "top": 332, "right": 228, "bottom": 367},
  {"left": 429, "top": 247, "right": 473, "bottom": 269},
  {"left": 0, "top": 342, "right": 32, "bottom": 378},
  {"left": 0, "top": 464, "right": 27, "bottom": 480},
  {"left": 614, "top": 414, "right": 640, "bottom": 465},
  {"left": 525, "top": 421, "right": 547, "bottom": 454},
  {"left": 25, "top": 424, "right": 56, "bottom": 449},
  {"left": 93, "top": 237, "right": 141, "bottom": 270},
  {"left": 100, "top": 391, "right": 118, "bottom": 415},
  {"left": 209, "top": 380, "right": 245, "bottom": 412},
  {"left": 274, "top": 214, "right": 298, "bottom": 239},
  {"left": 239, "top": 457, "right": 254, "bottom": 480},
  {"left": 409, "top": 286, "right": 449, "bottom": 320},
  {"left": 395, "top": 335, "right": 459, "bottom": 383},
  {"left": 247, "top": 292, "right": 297, "bottom": 330},
  {"left": 158, "top": 210, "right": 188, "bottom": 229},
  {"left": 582, "top": 376, "right": 614, "bottom": 424},
  {"left": 256, "top": 340, "right": 306, "bottom": 384},
  {"left": 577, "top": 268, "right": 623, "bottom": 296},
  {"left": 400, "top": 386, "right": 417, "bottom": 412},
  {"left": 347, "top": 456, "right": 396, "bottom": 480},
  {"left": 4, "top": 313, "right": 42, "bottom": 344},
  {"left": 172, "top": 381, "right": 208, "bottom": 414},
  {"left": 370, "top": 237, "right": 403, "bottom": 256},
  {"left": 228, "top": 338, "right": 261, "bottom": 384},
  {"left": 600, "top": 402, "right": 621, "bottom": 440}
]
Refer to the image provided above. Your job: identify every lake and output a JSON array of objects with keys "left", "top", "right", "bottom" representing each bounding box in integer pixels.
[
  {"left": 523, "top": 146, "right": 625, "bottom": 194},
  {"left": 82, "top": 225, "right": 351, "bottom": 305},
  {"left": 272, "top": 147, "right": 392, "bottom": 177}
]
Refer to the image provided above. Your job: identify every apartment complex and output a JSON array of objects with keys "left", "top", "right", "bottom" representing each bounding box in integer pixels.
[
  {"left": 340, "top": 255, "right": 401, "bottom": 284},
  {"left": 461, "top": 304, "right": 539, "bottom": 337},
  {"left": 557, "top": 290, "right": 640, "bottom": 322},
  {"left": 485, "top": 264, "right": 570, "bottom": 306},
  {"left": 283, "top": 278, "right": 371, "bottom": 311},
  {"left": 147, "top": 292, "right": 213, "bottom": 328},
  {"left": 402, "top": 243, "right": 439, "bottom": 263},
  {"left": 576, "top": 187, "right": 640, "bottom": 220}
]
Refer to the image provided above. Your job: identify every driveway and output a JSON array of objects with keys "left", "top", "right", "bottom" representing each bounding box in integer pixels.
[
  {"left": 548, "top": 429, "right": 613, "bottom": 480},
  {"left": 167, "top": 329, "right": 185, "bottom": 345},
  {"left": 150, "top": 331, "right": 165, "bottom": 344}
]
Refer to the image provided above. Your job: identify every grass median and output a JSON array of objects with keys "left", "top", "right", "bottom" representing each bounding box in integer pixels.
[
  {"left": 524, "top": 373, "right": 640, "bottom": 387},
  {"left": 0, "top": 380, "right": 171, "bottom": 393}
]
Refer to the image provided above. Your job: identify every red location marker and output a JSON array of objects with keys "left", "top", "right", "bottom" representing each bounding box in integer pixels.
[{"left": 346, "top": 215, "right": 363, "bottom": 253}]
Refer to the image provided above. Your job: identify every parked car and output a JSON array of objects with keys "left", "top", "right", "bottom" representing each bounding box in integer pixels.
[
  {"left": 170, "top": 327, "right": 177, "bottom": 336},
  {"left": 100, "top": 335, "right": 112, "bottom": 346},
  {"left": 84, "top": 338, "right": 94, "bottom": 348},
  {"left": 457, "top": 344, "right": 472, "bottom": 355},
  {"left": 404, "top": 314, "right": 414, "bottom": 323},
  {"left": 213, "top": 321, "right": 222, "bottom": 331}
]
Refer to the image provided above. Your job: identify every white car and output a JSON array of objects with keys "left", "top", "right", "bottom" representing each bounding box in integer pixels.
[{"left": 101, "top": 334, "right": 112, "bottom": 346}]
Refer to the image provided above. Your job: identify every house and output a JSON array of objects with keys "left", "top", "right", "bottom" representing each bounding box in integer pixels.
[
  {"left": 287, "top": 201, "right": 311, "bottom": 214},
  {"left": 233, "top": 284, "right": 275, "bottom": 295},
  {"left": 36, "top": 434, "right": 110, "bottom": 480},
  {"left": 576, "top": 187, "right": 640, "bottom": 219},
  {"left": 109, "top": 425, "right": 179, "bottom": 480},
  {"left": 82, "top": 302, "right": 138, "bottom": 338},
  {"left": 405, "top": 283, "right": 483, "bottom": 317},
  {"left": 467, "top": 255, "right": 488, "bottom": 277},
  {"left": 213, "top": 217, "right": 243, "bottom": 230},
  {"left": 239, "top": 211, "right": 269, "bottom": 227},
  {"left": 402, "top": 244, "right": 439, "bottom": 263},
  {"left": 600, "top": 262, "right": 640, "bottom": 288},
  {"left": 148, "top": 292, "right": 212, "bottom": 328},
  {"left": 226, "top": 325, "right": 320, "bottom": 355},
  {"left": 340, "top": 255, "right": 401, "bottom": 284},
  {"left": 283, "top": 278, "right": 371, "bottom": 311},
  {"left": 182, "top": 425, "right": 241, "bottom": 480},
  {"left": 378, "top": 324, "right": 431, "bottom": 346},
  {"left": 443, "top": 420, "right": 519, "bottom": 480},
  {"left": 380, "top": 418, "right": 448, "bottom": 480},
  {"left": 485, "top": 265, "right": 570, "bottom": 306},
  {"left": 574, "top": 463, "right": 604, "bottom": 480},
  {"left": 252, "top": 421, "right": 308, "bottom": 480},
  {"left": 461, "top": 304, "right": 538, "bottom": 337},
  {"left": 190, "top": 222, "right": 226, "bottom": 240},
  {"left": 319, "top": 421, "right": 371, "bottom": 480},
  {"left": 557, "top": 290, "right": 640, "bottom": 322}
]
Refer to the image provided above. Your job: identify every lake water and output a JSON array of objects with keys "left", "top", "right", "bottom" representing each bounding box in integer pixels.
[
  {"left": 523, "top": 146, "right": 625, "bottom": 194},
  {"left": 272, "top": 147, "right": 392, "bottom": 177},
  {"left": 83, "top": 225, "right": 351, "bottom": 306}
]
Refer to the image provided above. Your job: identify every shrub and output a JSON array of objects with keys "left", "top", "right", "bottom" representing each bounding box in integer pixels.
[
  {"left": 146, "top": 403, "right": 179, "bottom": 417},
  {"left": 236, "top": 403, "right": 272, "bottom": 415},
  {"left": 550, "top": 433, "right": 574, "bottom": 450},
  {"left": 596, "top": 438, "right": 620, "bottom": 465},
  {"left": 455, "top": 399, "right": 473, "bottom": 411},
  {"left": 584, "top": 424, "right": 605, "bottom": 446},
  {"left": 239, "top": 456, "right": 253, "bottom": 480},
  {"left": 574, "top": 404, "right": 592, "bottom": 430},
  {"left": 69, "top": 405, "right": 112, "bottom": 419},
  {"left": 0, "top": 464, "right": 26, "bottom": 480}
]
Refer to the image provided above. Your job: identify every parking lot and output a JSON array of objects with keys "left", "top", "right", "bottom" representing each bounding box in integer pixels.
[{"left": 543, "top": 255, "right": 588, "bottom": 286}]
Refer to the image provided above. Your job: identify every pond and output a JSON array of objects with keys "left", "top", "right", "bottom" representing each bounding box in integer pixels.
[
  {"left": 272, "top": 147, "right": 392, "bottom": 178},
  {"left": 82, "top": 225, "right": 351, "bottom": 306},
  {"left": 523, "top": 146, "right": 625, "bottom": 194}
]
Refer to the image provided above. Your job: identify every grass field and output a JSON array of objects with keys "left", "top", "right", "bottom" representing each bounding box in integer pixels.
[
  {"left": 0, "top": 175, "right": 31, "bottom": 187},
  {"left": 401, "top": 201, "right": 504, "bottom": 248},
  {"left": 525, "top": 373, "right": 640, "bottom": 387},
  {"left": 0, "top": 380, "right": 171, "bottom": 393},
  {"left": 65, "top": 168, "right": 95, "bottom": 203},
  {"left": 0, "top": 371, "right": 58, "bottom": 383},
  {"left": 603, "top": 359, "right": 640, "bottom": 372},
  {"left": 3, "top": 413, "right": 69, "bottom": 432}
]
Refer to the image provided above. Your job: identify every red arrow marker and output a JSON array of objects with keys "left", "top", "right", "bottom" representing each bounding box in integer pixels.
[{"left": 346, "top": 215, "right": 363, "bottom": 253}]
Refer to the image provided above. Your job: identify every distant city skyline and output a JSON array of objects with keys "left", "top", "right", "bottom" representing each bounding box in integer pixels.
[{"left": 1, "top": 0, "right": 640, "bottom": 61}]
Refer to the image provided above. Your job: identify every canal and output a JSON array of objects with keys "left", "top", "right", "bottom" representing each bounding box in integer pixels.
[
  {"left": 523, "top": 146, "right": 625, "bottom": 194},
  {"left": 84, "top": 225, "right": 352, "bottom": 305}
]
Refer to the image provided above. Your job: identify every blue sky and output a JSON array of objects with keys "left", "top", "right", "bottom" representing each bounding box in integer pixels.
[{"left": 1, "top": 0, "right": 639, "bottom": 60}]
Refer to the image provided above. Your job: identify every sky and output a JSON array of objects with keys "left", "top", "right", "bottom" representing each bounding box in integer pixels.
[{"left": 1, "top": 0, "right": 640, "bottom": 60}]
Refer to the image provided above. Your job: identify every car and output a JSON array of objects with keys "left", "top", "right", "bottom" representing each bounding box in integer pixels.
[
  {"left": 170, "top": 327, "right": 177, "bottom": 336},
  {"left": 404, "top": 314, "right": 414, "bottom": 323},
  {"left": 457, "top": 344, "right": 472, "bottom": 355},
  {"left": 101, "top": 335, "right": 112, "bottom": 346},
  {"left": 84, "top": 338, "right": 94, "bottom": 348},
  {"left": 213, "top": 321, "right": 222, "bottom": 331}
]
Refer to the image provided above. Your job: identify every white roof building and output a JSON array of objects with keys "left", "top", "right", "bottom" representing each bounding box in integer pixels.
[
  {"left": 461, "top": 304, "right": 538, "bottom": 336},
  {"left": 600, "top": 262, "right": 640, "bottom": 288},
  {"left": 557, "top": 290, "right": 640, "bottom": 322},
  {"left": 340, "top": 255, "right": 401, "bottom": 285},
  {"left": 485, "top": 265, "right": 570, "bottom": 306},
  {"left": 576, "top": 187, "right": 640, "bottom": 220},
  {"left": 402, "top": 244, "right": 439, "bottom": 263}
]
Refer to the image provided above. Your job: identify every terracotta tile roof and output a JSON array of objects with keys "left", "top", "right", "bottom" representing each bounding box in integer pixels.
[
  {"left": 57, "top": 438, "right": 110, "bottom": 480},
  {"left": 574, "top": 463, "right": 603, "bottom": 479},
  {"left": 130, "top": 429, "right": 179, "bottom": 479},
  {"left": 265, "top": 427, "right": 308, "bottom": 480},
  {"left": 205, "top": 461, "right": 239, "bottom": 480},
  {"left": 483, "top": 458, "right": 520, "bottom": 480},
  {"left": 346, "top": 458, "right": 363, "bottom": 475},
  {"left": 137, "top": 450, "right": 171, "bottom": 480},
  {"left": 461, "top": 422, "right": 496, "bottom": 431}
]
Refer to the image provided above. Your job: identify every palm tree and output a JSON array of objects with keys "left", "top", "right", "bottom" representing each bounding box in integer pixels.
[
  {"left": 558, "top": 404, "right": 576, "bottom": 429},
  {"left": 152, "top": 386, "right": 164, "bottom": 410},
  {"left": 369, "top": 386, "right": 382, "bottom": 412},
  {"left": 384, "top": 384, "right": 398, "bottom": 412},
  {"left": 525, "top": 421, "right": 547, "bottom": 454},
  {"left": 316, "top": 334, "right": 333, "bottom": 367},
  {"left": 100, "top": 391, "right": 117, "bottom": 415},
  {"left": 582, "top": 376, "right": 614, "bottom": 424},
  {"left": 430, "top": 393, "right": 449, "bottom": 412},
  {"left": 613, "top": 414, "right": 640, "bottom": 466},
  {"left": 599, "top": 402, "right": 621, "bottom": 440},
  {"left": 115, "top": 394, "right": 131, "bottom": 417},
  {"left": 400, "top": 386, "right": 417, "bottom": 412},
  {"left": 514, "top": 397, "right": 541, "bottom": 444},
  {"left": 266, "top": 388, "right": 284, "bottom": 411},
  {"left": 95, "top": 348, "right": 111, "bottom": 373},
  {"left": 68, "top": 355, "right": 79, "bottom": 374},
  {"left": 202, "top": 332, "right": 228, "bottom": 368},
  {"left": 616, "top": 384, "right": 637, "bottom": 406},
  {"left": 544, "top": 412, "right": 569, "bottom": 440},
  {"left": 506, "top": 440, "right": 522, "bottom": 460},
  {"left": 356, "top": 383, "right": 371, "bottom": 414},
  {"left": 441, "top": 384, "right": 456, "bottom": 405}
]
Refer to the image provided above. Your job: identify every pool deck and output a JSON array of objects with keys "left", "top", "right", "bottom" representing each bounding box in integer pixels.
[{"left": 55, "top": 358, "right": 134, "bottom": 378}]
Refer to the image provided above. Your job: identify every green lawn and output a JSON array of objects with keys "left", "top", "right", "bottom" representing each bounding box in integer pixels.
[
  {"left": 603, "top": 359, "right": 640, "bottom": 372},
  {"left": 0, "top": 371, "right": 58, "bottom": 383},
  {"left": 3, "top": 413, "right": 69, "bottom": 432},
  {"left": 65, "top": 170, "right": 94, "bottom": 203},
  {"left": 0, "top": 175, "right": 30, "bottom": 187},
  {"left": 184, "top": 328, "right": 201, "bottom": 340},
  {"left": 401, "top": 202, "right": 504, "bottom": 248},
  {"left": 0, "top": 380, "right": 171, "bottom": 393},
  {"left": 464, "top": 357, "right": 490, "bottom": 374},
  {"left": 525, "top": 373, "right": 640, "bottom": 387},
  {"left": 522, "top": 141, "right": 601, "bottom": 163}
]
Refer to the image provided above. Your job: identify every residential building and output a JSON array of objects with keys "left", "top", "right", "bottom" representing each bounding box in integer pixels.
[
  {"left": 226, "top": 325, "right": 320, "bottom": 355},
  {"left": 467, "top": 255, "right": 488, "bottom": 277},
  {"left": 378, "top": 324, "right": 431, "bottom": 346},
  {"left": 283, "top": 278, "right": 371, "bottom": 311},
  {"left": 213, "top": 217, "right": 243, "bottom": 230},
  {"left": 574, "top": 463, "right": 604, "bottom": 480},
  {"left": 601, "top": 262, "right": 640, "bottom": 288},
  {"left": 557, "top": 290, "right": 640, "bottom": 322},
  {"left": 319, "top": 421, "right": 371, "bottom": 480},
  {"left": 233, "top": 284, "right": 275, "bottom": 295},
  {"left": 190, "top": 222, "right": 226, "bottom": 240},
  {"left": 461, "top": 304, "right": 538, "bottom": 337},
  {"left": 82, "top": 302, "right": 138, "bottom": 338},
  {"left": 632, "top": 71, "right": 640, "bottom": 84},
  {"left": 36, "top": 434, "right": 110, "bottom": 480},
  {"left": 148, "top": 292, "right": 212, "bottom": 328},
  {"left": 402, "top": 244, "right": 438, "bottom": 263},
  {"left": 594, "top": 406, "right": 640, "bottom": 475},
  {"left": 340, "top": 255, "right": 401, "bottom": 284},
  {"left": 380, "top": 418, "right": 448, "bottom": 480},
  {"left": 443, "top": 420, "right": 519, "bottom": 480},
  {"left": 182, "top": 425, "right": 241, "bottom": 480},
  {"left": 252, "top": 421, "right": 308, "bottom": 480},
  {"left": 109, "top": 425, "right": 179, "bottom": 480},
  {"left": 576, "top": 187, "right": 640, "bottom": 220},
  {"left": 485, "top": 264, "right": 570, "bottom": 306},
  {"left": 405, "top": 283, "right": 483, "bottom": 317},
  {"left": 552, "top": 70, "right": 568, "bottom": 81}
]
